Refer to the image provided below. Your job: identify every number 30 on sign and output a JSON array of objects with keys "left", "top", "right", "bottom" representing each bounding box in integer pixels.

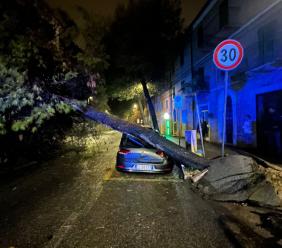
[{"left": 213, "top": 39, "right": 244, "bottom": 71}]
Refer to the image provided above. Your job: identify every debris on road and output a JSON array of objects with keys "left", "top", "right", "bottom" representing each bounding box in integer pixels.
[
  {"left": 191, "top": 169, "right": 208, "bottom": 183},
  {"left": 194, "top": 155, "right": 281, "bottom": 208}
]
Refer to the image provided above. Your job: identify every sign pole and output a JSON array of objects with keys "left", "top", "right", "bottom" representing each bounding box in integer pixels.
[
  {"left": 213, "top": 39, "right": 243, "bottom": 158},
  {"left": 178, "top": 109, "right": 181, "bottom": 146},
  {"left": 195, "top": 93, "right": 205, "bottom": 157},
  {"left": 221, "top": 71, "right": 228, "bottom": 157}
]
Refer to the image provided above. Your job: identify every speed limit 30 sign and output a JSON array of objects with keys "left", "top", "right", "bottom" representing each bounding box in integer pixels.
[
  {"left": 213, "top": 39, "right": 244, "bottom": 158},
  {"left": 213, "top": 39, "right": 244, "bottom": 71}
]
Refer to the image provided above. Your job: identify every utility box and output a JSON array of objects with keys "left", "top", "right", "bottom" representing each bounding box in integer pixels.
[{"left": 185, "top": 130, "right": 197, "bottom": 153}]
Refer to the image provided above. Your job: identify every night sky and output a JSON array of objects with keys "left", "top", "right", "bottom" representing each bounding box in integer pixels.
[{"left": 47, "top": 0, "right": 207, "bottom": 26}]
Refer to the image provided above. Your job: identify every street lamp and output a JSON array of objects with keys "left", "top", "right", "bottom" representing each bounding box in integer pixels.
[
  {"left": 163, "top": 112, "right": 170, "bottom": 120},
  {"left": 133, "top": 103, "right": 138, "bottom": 109},
  {"left": 87, "top": 96, "right": 94, "bottom": 104}
]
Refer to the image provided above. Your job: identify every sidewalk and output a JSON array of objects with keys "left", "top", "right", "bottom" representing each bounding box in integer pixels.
[{"left": 165, "top": 136, "right": 238, "bottom": 160}]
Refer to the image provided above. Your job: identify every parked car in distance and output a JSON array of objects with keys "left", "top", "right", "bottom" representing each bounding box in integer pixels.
[{"left": 116, "top": 133, "right": 173, "bottom": 173}]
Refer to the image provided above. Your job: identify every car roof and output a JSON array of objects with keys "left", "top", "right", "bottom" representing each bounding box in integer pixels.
[{"left": 121, "top": 133, "right": 155, "bottom": 149}]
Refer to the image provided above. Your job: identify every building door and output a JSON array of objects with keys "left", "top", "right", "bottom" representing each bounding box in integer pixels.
[
  {"left": 226, "top": 96, "right": 233, "bottom": 144},
  {"left": 257, "top": 90, "right": 282, "bottom": 162},
  {"left": 200, "top": 107, "right": 209, "bottom": 141}
]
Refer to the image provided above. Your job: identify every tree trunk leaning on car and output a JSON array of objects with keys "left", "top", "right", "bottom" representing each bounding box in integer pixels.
[{"left": 64, "top": 97, "right": 208, "bottom": 170}]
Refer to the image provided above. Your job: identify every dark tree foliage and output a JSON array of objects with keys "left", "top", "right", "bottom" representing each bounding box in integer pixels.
[
  {"left": 0, "top": 0, "right": 105, "bottom": 167},
  {"left": 107, "top": 0, "right": 183, "bottom": 81},
  {"left": 105, "top": 0, "right": 183, "bottom": 130},
  {"left": 0, "top": 0, "right": 81, "bottom": 82}
]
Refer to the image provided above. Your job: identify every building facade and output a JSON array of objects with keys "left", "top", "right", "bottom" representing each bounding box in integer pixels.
[{"left": 153, "top": 0, "right": 282, "bottom": 161}]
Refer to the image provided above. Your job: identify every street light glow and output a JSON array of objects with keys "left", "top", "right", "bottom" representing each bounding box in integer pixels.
[
  {"left": 164, "top": 112, "right": 170, "bottom": 120},
  {"left": 133, "top": 103, "right": 138, "bottom": 109}
]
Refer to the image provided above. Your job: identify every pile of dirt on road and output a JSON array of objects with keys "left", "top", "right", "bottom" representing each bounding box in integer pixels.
[{"left": 194, "top": 155, "right": 281, "bottom": 208}]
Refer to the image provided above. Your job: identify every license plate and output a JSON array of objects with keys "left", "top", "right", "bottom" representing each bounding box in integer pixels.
[{"left": 136, "top": 164, "right": 154, "bottom": 171}]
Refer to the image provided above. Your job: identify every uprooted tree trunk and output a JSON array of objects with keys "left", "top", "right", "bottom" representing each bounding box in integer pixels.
[
  {"left": 66, "top": 99, "right": 208, "bottom": 170},
  {"left": 141, "top": 80, "right": 160, "bottom": 132}
]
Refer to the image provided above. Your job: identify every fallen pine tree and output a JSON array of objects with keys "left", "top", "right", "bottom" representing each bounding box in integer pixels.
[{"left": 63, "top": 98, "right": 209, "bottom": 170}]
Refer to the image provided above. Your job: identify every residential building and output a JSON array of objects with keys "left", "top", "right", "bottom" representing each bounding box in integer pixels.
[{"left": 153, "top": 0, "right": 282, "bottom": 162}]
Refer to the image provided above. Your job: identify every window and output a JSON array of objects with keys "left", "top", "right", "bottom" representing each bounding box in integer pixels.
[
  {"left": 200, "top": 107, "right": 209, "bottom": 122},
  {"left": 258, "top": 22, "right": 275, "bottom": 63},
  {"left": 197, "top": 26, "right": 204, "bottom": 48},
  {"left": 219, "top": 0, "right": 229, "bottom": 28},
  {"left": 173, "top": 109, "right": 177, "bottom": 121},
  {"left": 182, "top": 110, "right": 188, "bottom": 124},
  {"left": 122, "top": 134, "right": 154, "bottom": 149},
  {"left": 197, "top": 67, "right": 209, "bottom": 90}
]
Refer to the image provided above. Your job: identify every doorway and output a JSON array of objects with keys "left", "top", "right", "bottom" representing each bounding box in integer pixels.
[
  {"left": 226, "top": 96, "right": 233, "bottom": 144},
  {"left": 257, "top": 90, "right": 282, "bottom": 162}
]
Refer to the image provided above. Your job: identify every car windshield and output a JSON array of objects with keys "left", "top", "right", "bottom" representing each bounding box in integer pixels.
[{"left": 121, "top": 134, "right": 155, "bottom": 149}]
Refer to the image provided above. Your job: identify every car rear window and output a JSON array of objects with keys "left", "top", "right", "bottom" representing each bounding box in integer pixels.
[{"left": 121, "top": 134, "right": 154, "bottom": 149}]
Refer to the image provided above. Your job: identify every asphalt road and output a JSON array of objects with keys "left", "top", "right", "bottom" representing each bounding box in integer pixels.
[{"left": 0, "top": 131, "right": 235, "bottom": 248}]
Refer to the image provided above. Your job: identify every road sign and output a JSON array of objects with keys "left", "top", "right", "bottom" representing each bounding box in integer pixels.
[
  {"left": 174, "top": 95, "right": 182, "bottom": 109},
  {"left": 213, "top": 39, "right": 244, "bottom": 71},
  {"left": 213, "top": 39, "right": 244, "bottom": 157}
]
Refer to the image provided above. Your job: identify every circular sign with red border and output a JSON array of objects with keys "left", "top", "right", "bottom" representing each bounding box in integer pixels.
[{"left": 213, "top": 39, "right": 244, "bottom": 71}]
